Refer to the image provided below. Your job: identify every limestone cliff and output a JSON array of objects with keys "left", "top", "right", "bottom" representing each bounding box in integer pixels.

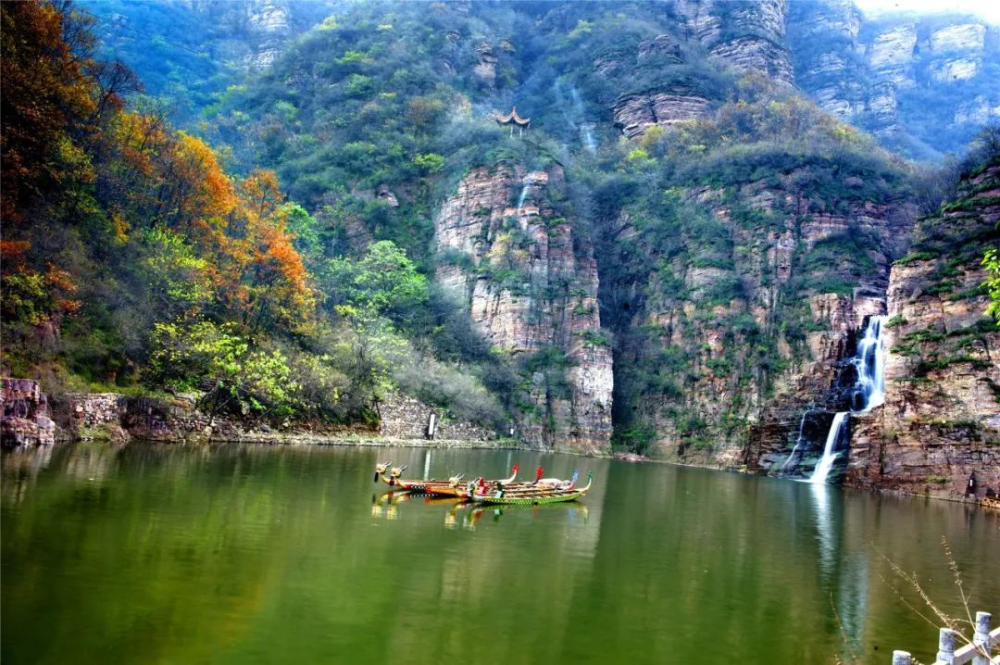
[
  {"left": 435, "top": 165, "right": 613, "bottom": 453},
  {"left": 675, "top": 0, "right": 795, "bottom": 86},
  {"left": 610, "top": 1, "right": 794, "bottom": 139},
  {"left": 600, "top": 172, "right": 916, "bottom": 468},
  {"left": 87, "top": 0, "right": 333, "bottom": 78},
  {"left": 787, "top": 0, "right": 1000, "bottom": 160},
  {"left": 1, "top": 379, "right": 56, "bottom": 447},
  {"left": 845, "top": 160, "right": 1000, "bottom": 499}
]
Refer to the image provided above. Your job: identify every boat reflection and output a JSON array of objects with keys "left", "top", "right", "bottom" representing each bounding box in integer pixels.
[
  {"left": 467, "top": 502, "right": 589, "bottom": 525},
  {"left": 371, "top": 490, "right": 412, "bottom": 520},
  {"left": 372, "top": 489, "right": 589, "bottom": 530}
]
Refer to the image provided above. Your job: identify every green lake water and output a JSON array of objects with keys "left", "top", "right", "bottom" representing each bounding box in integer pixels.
[{"left": 2, "top": 443, "right": 997, "bottom": 664}]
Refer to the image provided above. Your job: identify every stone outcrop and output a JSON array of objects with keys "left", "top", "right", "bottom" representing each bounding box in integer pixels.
[
  {"left": 710, "top": 37, "right": 795, "bottom": 85},
  {"left": 240, "top": 0, "right": 293, "bottom": 69},
  {"left": 675, "top": 0, "right": 795, "bottom": 86},
  {"left": 843, "top": 161, "right": 1000, "bottom": 500},
  {"left": 787, "top": 0, "right": 1000, "bottom": 158},
  {"left": 50, "top": 393, "right": 130, "bottom": 442},
  {"left": 613, "top": 93, "right": 712, "bottom": 139},
  {"left": 474, "top": 43, "right": 498, "bottom": 88},
  {"left": 609, "top": 0, "right": 795, "bottom": 139},
  {"left": 637, "top": 34, "right": 683, "bottom": 63},
  {"left": 107, "top": 0, "right": 333, "bottom": 73},
  {"left": 928, "top": 23, "right": 986, "bottom": 53},
  {"left": 435, "top": 164, "right": 613, "bottom": 452},
  {"left": 1, "top": 379, "right": 56, "bottom": 447}
]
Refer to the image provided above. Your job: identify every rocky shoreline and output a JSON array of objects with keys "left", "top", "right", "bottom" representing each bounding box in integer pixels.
[{"left": 4, "top": 377, "right": 995, "bottom": 506}]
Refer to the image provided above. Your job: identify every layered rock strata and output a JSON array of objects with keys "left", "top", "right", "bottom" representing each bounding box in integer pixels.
[
  {"left": 435, "top": 165, "right": 613, "bottom": 452},
  {"left": 601, "top": 176, "right": 915, "bottom": 468},
  {"left": 1, "top": 379, "right": 56, "bottom": 447},
  {"left": 675, "top": 0, "right": 795, "bottom": 86},
  {"left": 613, "top": 93, "right": 712, "bottom": 139},
  {"left": 787, "top": 0, "right": 1000, "bottom": 157},
  {"left": 844, "top": 161, "right": 1000, "bottom": 499}
]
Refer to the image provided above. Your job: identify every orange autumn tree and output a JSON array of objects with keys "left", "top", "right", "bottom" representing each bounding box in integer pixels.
[
  {"left": 0, "top": 0, "right": 121, "bottom": 339},
  {"left": 136, "top": 134, "right": 314, "bottom": 334},
  {"left": 1, "top": 0, "right": 97, "bottom": 223},
  {"left": 1, "top": 0, "right": 328, "bottom": 419},
  {"left": 219, "top": 169, "right": 315, "bottom": 334}
]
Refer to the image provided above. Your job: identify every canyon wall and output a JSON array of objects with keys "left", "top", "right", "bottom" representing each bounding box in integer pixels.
[
  {"left": 599, "top": 173, "right": 916, "bottom": 470},
  {"left": 787, "top": 0, "right": 1000, "bottom": 160},
  {"left": 434, "top": 164, "right": 613, "bottom": 453},
  {"left": 845, "top": 160, "right": 1000, "bottom": 499}
]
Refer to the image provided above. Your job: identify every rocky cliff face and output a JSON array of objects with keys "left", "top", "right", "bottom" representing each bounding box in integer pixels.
[
  {"left": 435, "top": 165, "right": 613, "bottom": 453},
  {"left": 613, "top": 93, "right": 712, "bottom": 139},
  {"left": 90, "top": 0, "right": 332, "bottom": 76},
  {"left": 844, "top": 161, "right": 1000, "bottom": 499},
  {"left": 600, "top": 173, "right": 916, "bottom": 468},
  {"left": 675, "top": 0, "right": 795, "bottom": 86},
  {"left": 787, "top": 0, "right": 1000, "bottom": 159},
  {"left": 1, "top": 379, "right": 56, "bottom": 447},
  {"left": 187, "top": 0, "right": 322, "bottom": 70}
]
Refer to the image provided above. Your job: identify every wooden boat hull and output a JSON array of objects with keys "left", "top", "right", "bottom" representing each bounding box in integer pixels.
[
  {"left": 425, "top": 480, "right": 559, "bottom": 498},
  {"left": 471, "top": 488, "right": 589, "bottom": 505}
]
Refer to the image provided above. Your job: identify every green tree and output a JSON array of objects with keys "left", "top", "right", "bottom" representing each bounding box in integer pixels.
[
  {"left": 149, "top": 318, "right": 299, "bottom": 419},
  {"left": 984, "top": 247, "right": 1000, "bottom": 325},
  {"left": 324, "top": 241, "right": 428, "bottom": 320}
]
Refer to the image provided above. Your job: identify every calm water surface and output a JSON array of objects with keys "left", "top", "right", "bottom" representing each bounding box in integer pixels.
[{"left": 2, "top": 443, "right": 997, "bottom": 664}]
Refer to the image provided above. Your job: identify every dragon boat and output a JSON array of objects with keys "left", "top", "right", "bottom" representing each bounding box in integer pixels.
[
  {"left": 471, "top": 471, "right": 593, "bottom": 505},
  {"left": 374, "top": 461, "right": 518, "bottom": 493},
  {"left": 466, "top": 469, "right": 579, "bottom": 497},
  {"left": 433, "top": 466, "right": 552, "bottom": 498}
]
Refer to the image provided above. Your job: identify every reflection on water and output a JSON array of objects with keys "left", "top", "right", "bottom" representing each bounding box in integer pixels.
[
  {"left": 812, "top": 481, "right": 836, "bottom": 579},
  {"left": 372, "top": 489, "right": 593, "bottom": 537},
  {"left": 2, "top": 443, "right": 997, "bottom": 665}
]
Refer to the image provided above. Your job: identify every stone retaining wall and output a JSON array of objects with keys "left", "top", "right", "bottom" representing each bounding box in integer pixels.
[{"left": 378, "top": 394, "right": 497, "bottom": 441}]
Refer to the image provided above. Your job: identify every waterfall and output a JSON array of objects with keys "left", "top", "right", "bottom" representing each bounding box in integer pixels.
[
  {"left": 780, "top": 410, "right": 811, "bottom": 473},
  {"left": 554, "top": 78, "right": 597, "bottom": 155},
  {"left": 810, "top": 412, "right": 847, "bottom": 483},
  {"left": 516, "top": 174, "right": 537, "bottom": 218},
  {"left": 580, "top": 124, "right": 597, "bottom": 155},
  {"left": 570, "top": 87, "right": 597, "bottom": 155},
  {"left": 516, "top": 182, "right": 530, "bottom": 217},
  {"left": 809, "top": 314, "right": 889, "bottom": 484},
  {"left": 850, "top": 315, "right": 887, "bottom": 412}
]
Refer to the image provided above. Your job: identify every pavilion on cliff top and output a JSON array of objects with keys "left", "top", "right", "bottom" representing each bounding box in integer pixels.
[{"left": 496, "top": 106, "right": 530, "bottom": 136}]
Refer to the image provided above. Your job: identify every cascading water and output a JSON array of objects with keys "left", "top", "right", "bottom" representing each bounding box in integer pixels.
[
  {"left": 780, "top": 409, "right": 811, "bottom": 473},
  {"left": 809, "top": 315, "right": 888, "bottom": 484},
  {"left": 809, "top": 412, "right": 847, "bottom": 484},
  {"left": 570, "top": 87, "right": 597, "bottom": 155},
  {"left": 516, "top": 179, "right": 531, "bottom": 217},
  {"left": 849, "top": 315, "right": 887, "bottom": 412},
  {"left": 553, "top": 78, "right": 597, "bottom": 155}
]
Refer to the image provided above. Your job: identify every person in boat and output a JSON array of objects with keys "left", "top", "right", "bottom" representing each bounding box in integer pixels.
[{"left": 536, "top": 470, "right": 578, "bottom": 490}]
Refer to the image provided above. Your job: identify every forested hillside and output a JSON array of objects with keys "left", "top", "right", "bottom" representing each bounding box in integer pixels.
[
  {"left": 2, "top": 0, "right": 998, "bottom": 492},
  {"left": 1, "top": 1, "right": 502, "bottom": 433}
]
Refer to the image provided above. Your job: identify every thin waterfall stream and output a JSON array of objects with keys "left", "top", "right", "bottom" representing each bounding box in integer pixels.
[
  {"left": 516, "top": 183, "right": 529, "bottom": 217},
  {"left": 809, "top": 315, "right": 888, "bottom": 484},
  {"left": 780, "top": 408, "right": 812, "bottom": 474}
]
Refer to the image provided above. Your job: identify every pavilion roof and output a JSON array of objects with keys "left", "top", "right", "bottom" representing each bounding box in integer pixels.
[{"left": 496, "top": 106, "right": 530, "bottom": 126}]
